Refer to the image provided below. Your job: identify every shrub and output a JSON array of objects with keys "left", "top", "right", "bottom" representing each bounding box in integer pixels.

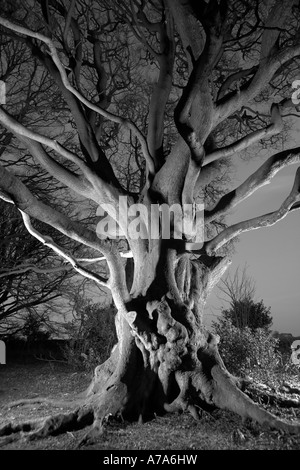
[
  {"left": 212, "top": 318, "right": 281, "bottom": 378},
  {"left": 221, "top": 299, "right": 273, "bottom": 331},
  {"left": 21, "top": 313, "right": 51, "bottom": 342},
  {"left": 63, "top": 303, "right": 117, "bottom": 371}
]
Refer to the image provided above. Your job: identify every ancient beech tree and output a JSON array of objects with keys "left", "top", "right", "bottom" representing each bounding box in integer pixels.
[{"left": 1, "top": 0, "right": 300, "bottom": 445}]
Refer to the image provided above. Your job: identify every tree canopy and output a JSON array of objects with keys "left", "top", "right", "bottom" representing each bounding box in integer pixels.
[{"left": 0, "top": 0, "right": 300, "bottom": 446}]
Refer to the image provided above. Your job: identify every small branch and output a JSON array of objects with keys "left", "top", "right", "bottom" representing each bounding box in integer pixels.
[
  {"left": 0, "top": 164, "right": 114, "bottom": 259},
  {"left": 0, "top": 252, "right": 133, "bottom": 279},
  {"left": 215, "top": 0, "right": 300, "bottom": 125},
  {"left": 20, "top": 137, "right": 91, "bottom": 197},
  {"left": 146, "top": 3, "right": 175, "bottom": 165},
  {"left": 0, "top": 109, "right": 121, "bottom": 203},
  {"left": 0, "top": 189, "right": 14, "bottom": 204},
  {"left": 0, "top": 108, "right": 92, "bottom": 179},
  {"left": 77, "top": 251, "right": 133, "bottom": 263},
  {"left": 216, "top": 42, "right": 300, "bottom": 125},
  {"left": 0, "top": 165, "right": 132, "bottom": 309},
  {"left": 128, "top": 0, "right": 160, "bottom": 60},
  {"left": 260, "top": 0, "right": 291, "bottom": 62},
  {"left": 20, "top": 211, "right": 108, "bottom": 287},
  {"left": 0, "top": 263, "right": 73, "bottom": 278},
  {"left": 63, "top": 0, "right": 76, "bottom": 53},
  {"left": 217, "top": 66, "right": 258, "bottom": 101},
  {"left": 205, "top": 103, "right": 283, "bottom": 165}
]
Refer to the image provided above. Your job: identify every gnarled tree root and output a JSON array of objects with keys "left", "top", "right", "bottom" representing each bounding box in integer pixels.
[
  {"left": 211, "top": 366, "right": 300, "bottom": 433},
  {"left": 0, "top": 407, "right": 94, "bottom": 447},
  {"left": 2, "top": 396, "right": 86, "bottom": 411},
  {"left": 1, "top": 366, "right": 300, "bottom": 447},
  {"left": 0, "top": 372, "right": 300, "bottom": 447},
  {"left": 78, "top": 381, "right": 129, "bottom": 447},
  {"left": 0, "top": 374, "right": 130, "bottom": 448}
]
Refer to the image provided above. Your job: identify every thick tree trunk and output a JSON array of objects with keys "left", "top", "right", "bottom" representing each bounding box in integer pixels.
[
  {"left": 2, "top": 0, "right": 300, "bottom": 450},
  {"left": 2, "top": 264, "right": 300, "bottom": 447},
  {"left": 1, "top": 244, "right": 299, "bottom": 447},
  {"left": 1, "top": 242, "right": 300, "bottom": 447}
]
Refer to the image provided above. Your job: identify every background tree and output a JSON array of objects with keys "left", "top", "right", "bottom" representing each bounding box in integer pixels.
[
  {"left": 221, "top": 299, "right": 273, "bottom": 330},
  {"left": 63, "top": 299, "right": 117, "bottom": 371},
  {"left": 0, "top": 0, "right": 300, "bottom": 445},
  {"left": 0, "top": 196, "right": 71, "bottom": 336},
  {"left": 213, "top": 266, "right": 275, "bottom": 374},
  {"left": 218, "top": 265, "right": 273, "bottom": 330},
  {"left": 0, "top": 11, "right": 109, "bottom": 337}
]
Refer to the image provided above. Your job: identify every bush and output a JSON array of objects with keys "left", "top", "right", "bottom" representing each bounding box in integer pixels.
[
  {"left": 63, "top": 303, "right": 117, "bottom": 371},
  {"left": 221, "top": 299, "right": 273, "bottom": 331},
  {"left": 21, "top": 313, "right": 51, "bottom": 342},
  {"left": 212, "top": 318, "right": 281, "bottom": 378}
]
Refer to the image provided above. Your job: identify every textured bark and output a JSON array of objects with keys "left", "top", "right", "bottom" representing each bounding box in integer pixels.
[
  {"left": 1, "top": 258, "right": 300, "bottom": 447},
  {"left": 1, "top": 0, "right": 300, "bottom": 448}
]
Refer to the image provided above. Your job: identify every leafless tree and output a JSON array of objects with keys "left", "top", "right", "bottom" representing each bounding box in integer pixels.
[
  {"left": 0, "top": 0, "right": 300, "bottom": 445},
  {"left": 217, "top": 265, "right": 256, "bottom": 328},
  {"left": 0, "top": 14, "right": 107, "bottom": 336},
  {"left": 219, "top": 265, "right": 255, "bottom": 303}
]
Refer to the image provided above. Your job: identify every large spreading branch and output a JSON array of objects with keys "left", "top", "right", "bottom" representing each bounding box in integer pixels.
[
  {"left": 204, "top": 166, "right": 300, "bottom": 255},
  {"left": 215, "top": 0, "right": 300, "bottom": 125},
  {"left": 174, "top": 3, "right": 224, "bottom": 140},
  {"left": 0, "top": 164, "right": 113, "bottom": 259},
  {"left": 216, "top": 43, "right": 300, "bottom": 124},
  {"left": 205, "top": 147, "right": 300, "bottom": 223},
  {"left": 0, "top": 163, "right": 132, "bottom": 313},
  {"left": 0, "top": 108, "right": 93, "bottom": 196},
  {"left": 172, "top": 1, "right": 227, "bottom": 207},
  {"left": 204, "top": 103, "right": 283, "bottom": 165},
  {"left": 152, "top": 0, "right": 228, "bottom": 205},
  {"left": 0, "top": 107, "right": 135, "bottom": 234},
  {"left": 0, "top": 263, "right": 74, "bottom": 279},
  {"left": 0, "top": 16, "right": 155, "bottom": 178},
  {"left": 26, "top": 35, "right": 114, "bottom": 181},
  {"left": 216, "top": 66, "right": 258, "bottom": 101},
  {"left": 0, "top": 250, "right": 133, "bottom": 281},
  {"left": 20, "top": 212, "right": 108, "bottom": 287},
  {"left": 137, "top": 4, "right": 176, "bottom": 166}
]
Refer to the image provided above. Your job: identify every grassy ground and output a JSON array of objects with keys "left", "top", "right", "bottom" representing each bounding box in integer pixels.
[{"left": 0, "top": 360, "right": 300, "bottom": 451}]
